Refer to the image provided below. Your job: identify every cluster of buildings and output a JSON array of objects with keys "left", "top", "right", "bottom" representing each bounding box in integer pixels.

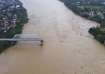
[
  {"left": 70, "top": 0, "right": 105, "bottom": 7},
  {"left": 0, "top": 14, "right": 17, "bottom": 32},
  {"left": 70, "top": 0, "right": 105, "bottom": 20},
  {"left": 0, "top": 0, "right": 22, "bottom": 32}
]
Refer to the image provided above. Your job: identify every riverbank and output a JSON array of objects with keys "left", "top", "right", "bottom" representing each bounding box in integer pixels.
[
  {"left": 60, "top": 0, "right": 105, "bottom": 44},
  {"left": 0, "top": 0, "right": 28, "bottom": 53}
]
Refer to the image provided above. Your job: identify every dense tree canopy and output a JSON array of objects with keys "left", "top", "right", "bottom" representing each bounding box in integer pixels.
[{"left": 0, "top": 0, "right": 28, "bottom": 53}]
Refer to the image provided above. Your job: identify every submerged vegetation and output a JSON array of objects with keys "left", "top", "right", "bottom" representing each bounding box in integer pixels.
[
  {"left": 60, "top": 0, "right": 105, "bottom": 45},
  {"left": 0, "top": 0, "right": 28, "bottom": 53}
]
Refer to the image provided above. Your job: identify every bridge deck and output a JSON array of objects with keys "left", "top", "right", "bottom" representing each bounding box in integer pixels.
[
  {"left": 0, "top": 34, "right": 43, "bottom": 41},
  {"left": 0, "top": 38, "right": 42, "bottom": 41}
]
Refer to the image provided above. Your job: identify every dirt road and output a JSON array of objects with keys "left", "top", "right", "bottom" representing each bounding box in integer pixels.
[{"left": 0, "top": 0, "right": 105, "bottom": 74}]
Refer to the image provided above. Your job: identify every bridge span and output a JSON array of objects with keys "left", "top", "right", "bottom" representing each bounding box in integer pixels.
[{"left": 0, "top": 34, "right": 44, "bottom": 46}]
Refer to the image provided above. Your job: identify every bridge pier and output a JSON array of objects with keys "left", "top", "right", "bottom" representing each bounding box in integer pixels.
[{"left": 40, "top": 40, "right": 44, "bottom": 46}]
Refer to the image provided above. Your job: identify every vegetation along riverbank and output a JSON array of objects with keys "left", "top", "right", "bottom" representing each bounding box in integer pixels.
[
  {"left": 60, "top": 0, "right": 105, "bottom": 45},
  {"left": 0, "top": 0, "right": 28, "bottom": 53}
]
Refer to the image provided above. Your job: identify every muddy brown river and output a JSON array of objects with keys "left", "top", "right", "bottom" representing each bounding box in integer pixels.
[{"left": 0, "top": 0, "right": 105, "bottom": 74}]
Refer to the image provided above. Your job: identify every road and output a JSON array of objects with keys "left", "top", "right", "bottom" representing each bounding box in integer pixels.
[{"left": 0, "top": 0, "right": 105, "bottom": 74}]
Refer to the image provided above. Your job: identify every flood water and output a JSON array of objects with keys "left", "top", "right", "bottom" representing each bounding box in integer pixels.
[{"left": 0, "top": 0, "right": 105, "bottom": 74}]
